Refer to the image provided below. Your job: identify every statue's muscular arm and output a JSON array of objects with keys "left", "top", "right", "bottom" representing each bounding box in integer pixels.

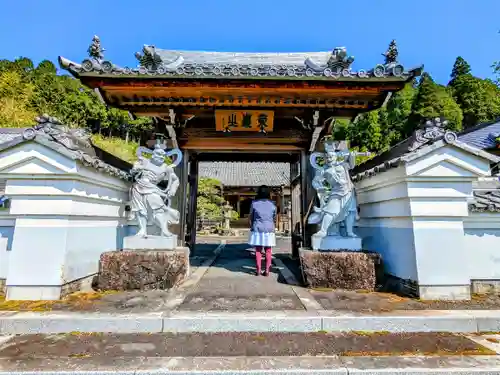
[
  {"left": 165, "top": 165, "right": 180, "bottom": 197},
  {"left": 130, "top": 159, "right": 145, "bottom": 178}
]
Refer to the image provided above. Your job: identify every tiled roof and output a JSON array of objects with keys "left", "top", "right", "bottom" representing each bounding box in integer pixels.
[
  {"left": 351, "top": 118, "right": 500, "bottom": 182},
  {"left": 469, "top": 178, "right": 500, "bottom": 213},
  {"left": 458, "top": 119, "right": 500, "bottom": 150},
  {"left": 59, "top": 38, "right": 422, "bottom": 82},
  {"left": 0, "top": 128, "right": 25, "bottom": 145},
  {"left": 0, "top": 118, "right": 130, "bottom": 180},
  {"left": 198, "top": 162, "right": 290, "bottom": 187},
  {"left": 469, "top": 189, "right": 500, "bottom": 213}
]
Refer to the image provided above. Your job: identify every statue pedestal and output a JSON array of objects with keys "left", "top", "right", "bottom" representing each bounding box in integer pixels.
[
  {"left": 123, "top": 235, "right": 177, "bottom": 251},
  {"left": 97, "top": 245, "right": 190, "bottom": 291},
  {"left": 311, "top": 235, "right": 362, "bottom": 251},
  {"left": 299, "top": 248, "right": 382, "bottom": 291}
]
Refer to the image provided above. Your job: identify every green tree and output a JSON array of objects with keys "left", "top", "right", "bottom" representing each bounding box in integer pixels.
[
  {"left": 386, "top": 82, "right": 418, "bottom": 140},
  {"left": 449, "top": 56, "right": 471, "bottom": 85},
  {"left": 494, "top": 61, "right": 500, "bottom": 85},
  {"left": 0, "top": 57, "right": 152, "bottom": 162},
  {"left": 450, "top": 74, "right": 500, "bottom": 128},
  {"left": 409, "top": 73, "right": 463, "bottom": 133},
  {"left": 349, "top": 110, "right": 385, "bottom": 152},
  {"left": 196, "top": 178, "right": 226, "bottom": 219},
  {"left": 0, "top": 70, "right": 36, "bottom": 127}
]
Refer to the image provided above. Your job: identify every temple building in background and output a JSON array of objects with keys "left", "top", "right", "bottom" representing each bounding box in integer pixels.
[{"left": 198, "top": 162, "right": 291, "bottom": 229}]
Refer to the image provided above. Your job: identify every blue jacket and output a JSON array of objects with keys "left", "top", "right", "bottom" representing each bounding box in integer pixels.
[{"left": 250, "top": 199, "right": 276, "bottom": 233}]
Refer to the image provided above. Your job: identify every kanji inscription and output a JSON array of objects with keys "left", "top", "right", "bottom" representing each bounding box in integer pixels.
[{"left": 215, "top": 110, "right": 274, "bottom": 132}]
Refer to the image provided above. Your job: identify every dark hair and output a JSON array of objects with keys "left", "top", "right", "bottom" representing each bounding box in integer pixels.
[{"left": 255, "top": 185, "right": 271, "bottom": 200}]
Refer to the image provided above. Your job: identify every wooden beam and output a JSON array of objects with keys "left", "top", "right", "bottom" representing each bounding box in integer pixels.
[
  {"left": 104, "top": 85, "right": 385, "bottom": 97},
  {"left": 177, "top": 149, "right": 189, "bottom": 247},
  {"left": 309, "top": 126, "right": 324, "bottom": 152},
  {"left": 186, "top": 156, "right": 199, "bottom": 251},
  {"left": 118, "top": 100, "right": 369, "bottom": 110},
  {"left": 300, "top": 150, "right": 309, "bottom": 248},
  {"left": 86, "top": 78, "right": 406, "bottom": 92},
  {"left": 94, "top": 88, "right": 107, "bottom": 106},
  {"left": 181, "top": 138, "right": 304, "bottom": 151}
]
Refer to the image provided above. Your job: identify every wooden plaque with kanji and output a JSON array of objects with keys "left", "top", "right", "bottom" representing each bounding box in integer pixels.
[{"left": 215, "top": 110, "right": 274, "bottom": 132}]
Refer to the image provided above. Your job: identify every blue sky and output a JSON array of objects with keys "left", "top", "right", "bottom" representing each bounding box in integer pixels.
[{"left": 0, "top": 0, "right": 498, "bottom": 84}]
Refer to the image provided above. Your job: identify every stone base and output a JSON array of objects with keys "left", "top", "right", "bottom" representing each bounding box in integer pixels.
[
  {"left": 472, "top": 280, "right": 500, "bottom": 295},
  {"left": 311, "top": 235, "right": 362, "bottom": 251},
  {"left": 299, "top": 248, "right": 381, "bottom": 291},
  {"left": 419, "top": 285, "right": 471, "bottom": 301},
  {"left": 6, "top": 286, "right": 62, "bottom": 301},
  {"left": 97, "top": 247, "right": 190, "bottom": 291},
  {"left": 123, "top": 235, "right": 177, "bottom": 250}
]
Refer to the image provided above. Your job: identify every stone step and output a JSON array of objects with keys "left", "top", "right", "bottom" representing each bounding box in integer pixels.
[
  {"left": 1, "top": 310, "right": 500, "bottom": 334},
  {"left": 2, "top": 355, "right": 500, "bottom": 374}
]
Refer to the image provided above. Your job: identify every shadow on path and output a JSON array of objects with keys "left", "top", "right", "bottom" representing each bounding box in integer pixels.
[{"left": 180, "top": 239, "right": 304, "bottom": 311}]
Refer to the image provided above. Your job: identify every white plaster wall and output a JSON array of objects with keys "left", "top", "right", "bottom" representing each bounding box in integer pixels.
[
  {"left": 356, "top": 217, "right": 417, "bottom": 280},
  {"left": 0, "top": 142, "right": 77, "bottom": 175},
  {"left": 0, "top": 141, "right": 131, "bottom": 299},
  {"left": 63, "top": 219, "right": 126, "bottom": 283},
  {"left": 355, "top": 173, "right": 418, "bottom": 281},
  {"left": 355, "top": 142, "right": 496, "bottom": 300},
  {"left": 405, "top": 145, "right": 492, "bottom": 178},
  {"left": 0, "top": 236, "right": 9, "bottom": 280},
  {"left": 464, "top": 214, "right": 500, "bottom": 281}
]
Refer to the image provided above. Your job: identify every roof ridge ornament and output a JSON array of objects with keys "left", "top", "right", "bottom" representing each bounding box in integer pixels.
[
  {"left": 408, "top": 117, "right": 458, "bottom": 152},
  {"left": 88, "top": 35, "right": 105, "bottom": 62},
  {"left": 23, "top": 114, "right": 96, "bottom": 155},
  {"left": 372, "top": 39, "right": 405, "bottom": 78},
  {"left": 382, "top": 40, "right": 398, "bottom": 65},
  {"left": 304, "top": 47, "right": 354, "bottom": 74},
  {"left": 21, "top": 114, "right": 130, "bottom": 180},
  {"left": 327, "top": 47, "right": 355, "bottom": 70},
  {"left": 135, "top": 45, "right": 184, "bottom": 72}
]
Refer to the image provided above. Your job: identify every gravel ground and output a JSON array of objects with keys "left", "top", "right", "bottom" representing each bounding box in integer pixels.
[
  {"left": 0, "top": 332, "right": 493, "bottom": 358},
  {"left": 311, "top": 289, "right": 500, "bottom": 312}
]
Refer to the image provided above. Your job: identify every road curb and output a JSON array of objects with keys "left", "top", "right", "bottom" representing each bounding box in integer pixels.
[
  {"left": 0, "top": 355, "right": 499, "bottom": 374},
  {"left": 1, "top": 310, "right": 500, "bottom": 334}
]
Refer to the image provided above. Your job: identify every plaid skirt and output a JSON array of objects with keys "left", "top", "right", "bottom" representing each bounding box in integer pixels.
[{"left": 248, "top": 231, "right": 276, "bottom": 247}]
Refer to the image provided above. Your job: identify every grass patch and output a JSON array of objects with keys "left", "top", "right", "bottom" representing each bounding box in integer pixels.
[
  {"left": 91, "top": 134, "right": 138, "bottom": 163},
  {"left": 351, "top": 331, "right": 391, "bottom": 336},
  {"left": 310, "top": 287, "right": 334, "bottom": 292},
  {"left": 340, "top": 348, "right": 497, "bottom": 356},
  {"left": 0, "top": 291, "right": 118, "bottom": 312}
]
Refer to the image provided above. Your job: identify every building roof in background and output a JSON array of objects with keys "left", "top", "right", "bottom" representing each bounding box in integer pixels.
[
  {"left": 199, "top": 162, "right": 290, "bottom": 187},
  {"left": 458, "top": 118, "right": 500, "bottom": 150}
]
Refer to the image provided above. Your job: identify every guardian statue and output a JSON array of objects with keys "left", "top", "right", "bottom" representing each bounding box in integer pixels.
[{"left": 129, "top": 144, "right": 182, "bottom": 238}]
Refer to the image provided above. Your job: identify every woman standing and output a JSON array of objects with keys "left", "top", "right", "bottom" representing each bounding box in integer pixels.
[{"left": 248, "top": 185, "right": 277, "bottom": 276}]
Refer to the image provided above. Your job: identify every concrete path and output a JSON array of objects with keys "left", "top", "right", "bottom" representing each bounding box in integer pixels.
[{"left": 179, "top": 242, "right": 303, "bottom": 311}]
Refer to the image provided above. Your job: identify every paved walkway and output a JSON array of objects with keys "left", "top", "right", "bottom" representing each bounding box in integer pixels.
[
  {"left": 179, "top": 240, "right": 303, "bottom": 311},
  {"left": 1, "top": 332, "right": 499, "bottom": 374}
]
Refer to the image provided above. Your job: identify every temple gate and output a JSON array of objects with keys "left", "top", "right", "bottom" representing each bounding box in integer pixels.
[{"left": 59, "top": 38, "right": 421, "bottom": 255}]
